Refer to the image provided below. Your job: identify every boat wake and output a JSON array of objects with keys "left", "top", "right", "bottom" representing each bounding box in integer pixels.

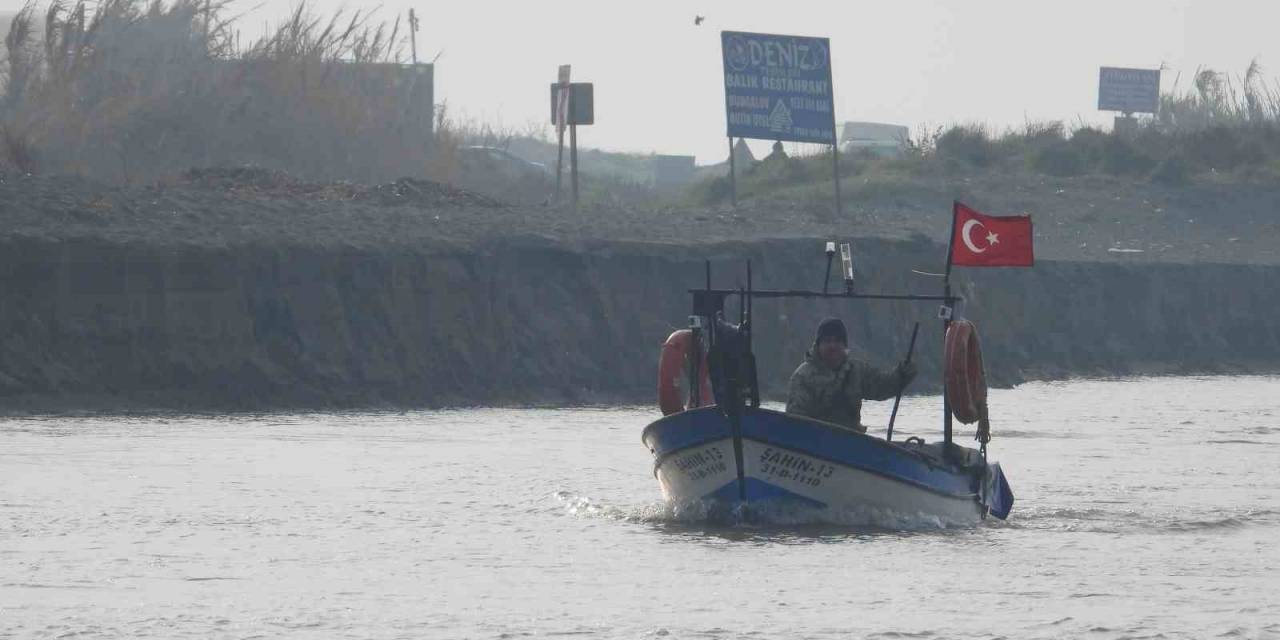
[
  {"left": 1008, "top": 506, "right": 1278, "bottom": 534},
  {"left": 552, "top": 491, "right": 985, "bottom": 532}
]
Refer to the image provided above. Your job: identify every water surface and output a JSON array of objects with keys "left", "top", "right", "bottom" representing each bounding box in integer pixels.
[{"left": 3, "top": 376, "right": 1278, "bottom": 638}]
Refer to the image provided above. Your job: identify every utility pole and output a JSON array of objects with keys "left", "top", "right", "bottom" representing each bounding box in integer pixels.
[
  {"left": 204, "top": 0, "right": 212, "bottom": 54},
  {"left": 409, "top": 9, "right": 420, "bottom": 65}
]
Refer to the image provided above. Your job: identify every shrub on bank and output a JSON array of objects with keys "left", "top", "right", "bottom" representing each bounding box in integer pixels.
[
  {"left": 936, "top": 124, "right": 996, "bottom": 168},
  {"left": 1150, "top": 154, "right": 1192, "bottom": 186},
  {"left": 1030, "top": 141, "right": 1088, "bottom": 177},
  {"left": 683, "top": 64, "right": 1280, "bottom": 202},
  {"left": 1183, "top": 125, "right": 1267, "bottom": 172}
]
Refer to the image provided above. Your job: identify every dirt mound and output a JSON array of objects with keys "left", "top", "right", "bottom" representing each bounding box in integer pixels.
[
  {"left": 359, "top": 178, "right": 506, "bottom": 209},
  {"left": 177, "top": 167, "right": 506, "bottom": 208}
]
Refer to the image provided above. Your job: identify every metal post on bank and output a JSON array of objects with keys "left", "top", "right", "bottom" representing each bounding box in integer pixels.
[
  {"left": 549, "top": 69, "right": 594, "bottom": 209},
  {"left": 570, "top": 89, "right": 579, "bottom": 209},
  {"left": 728, "top": 137, "right": 737, "bottom": 208}
]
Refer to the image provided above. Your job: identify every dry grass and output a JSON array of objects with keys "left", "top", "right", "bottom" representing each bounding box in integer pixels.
[
  {"left": 893, "top": 64, "right": 1280, "bottom": 185},
  {"left": 689, "top": 66, "right": 1280, "bottom": 206},
  {"left": 1156, "top": 61, "right": 1280, "bottom": 130},
  {"left": 1, "top": 0, "right": 434, "bottom": 183}
]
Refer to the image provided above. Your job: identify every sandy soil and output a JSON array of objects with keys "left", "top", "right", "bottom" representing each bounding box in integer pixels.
[{"left": 1, "top": 168, "right": 1277, "bottom": 265}]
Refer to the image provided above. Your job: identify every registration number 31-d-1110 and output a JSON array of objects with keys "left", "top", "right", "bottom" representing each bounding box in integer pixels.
[{"left": 758, "top": 447, "right": 835, "bottom": 487}]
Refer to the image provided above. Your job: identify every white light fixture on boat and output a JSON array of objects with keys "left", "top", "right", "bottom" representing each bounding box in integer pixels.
[
  {"left": 840, "top": 243, "right": 854, "bottom": 291},
  {"left": 822, "top": 241, "right": 838, "bottom": 294}
]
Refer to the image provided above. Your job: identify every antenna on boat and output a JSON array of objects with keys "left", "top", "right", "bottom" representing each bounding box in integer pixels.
[
  {"left": 840, "top": 242, "right": 854, "bottom": 294},
  {"left": 747, "top": 259, "right": 759, "bottom": 408},
  {"left": 706, "top": 258, "right": 715, "bottom": 364},
  {"left": 746, "top": 259, "right": 753, "bottom": 344},
  {"left": 822, "top": 241, "right": 836, "bottom": 294},
  {"left": 688, "top": 259, "right": 714, "bottom": 408}
]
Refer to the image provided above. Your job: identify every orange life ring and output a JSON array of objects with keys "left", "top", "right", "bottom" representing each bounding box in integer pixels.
[
  {"left": 658, "top": 329, "right": 712, "bottom": 416},
  {"left": 945, "top": 319, "right": 988, "bottom": 425}
]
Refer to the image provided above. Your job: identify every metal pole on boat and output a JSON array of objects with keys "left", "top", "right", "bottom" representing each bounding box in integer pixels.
[
  {"left": 941, "top": 202, "right": 960, "bottom": 450},
  {"left": 729, "top": 409, "right": 747, "bottom": 503},
  {"left": 708, "top": 259, "right": 716, "bottom": 407},
  {"left": 704, "top": 259, "right": 745, "bottom": 503},
  {"left": 731, "top": 291, "right": 749, "bottom": 502},
  {"left": 745, "top": 260, "right": 752, "bottom": 351},
  {"left": 691, "top": 260, "right": 713, "bottom": 408},
  {"left": 747, "top": 260, "right": 759, "bottom": 408},
  {"left": 886, "top": 322, "right": 920, "bottom": 442}
]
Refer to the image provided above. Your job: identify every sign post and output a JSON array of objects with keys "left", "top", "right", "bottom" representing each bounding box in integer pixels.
[
  {"left": 832, "top": 136, "right": 842, "bottom": 215},
  {"left": 408, "top": 8, "right": 420, "bottom": 64},
  {"left": 555, "top": 65, "right": 571, "bottom": 203},
  {"left": 728, "top": 138, "right": 737, "bottom": 207},
  {"left": 1098, "top": 66, "right": 1160, "bottom": 133},
  {"left": 549, "top": 79, "right": 594, "bottom": 209},
  {"left": 570, "top": 91, "right": 579, "bottom": 208},
  {"left": 720, "top": 31, "right": 838, "bottom": 212}
]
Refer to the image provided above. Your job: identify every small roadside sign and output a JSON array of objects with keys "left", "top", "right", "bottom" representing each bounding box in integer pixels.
[
  {"left": 551, "top": 66, "right": 591, "bottom": 209},
  {"left": 549, "top": 83, "right": 594, "bottom": 126},
  {"left": 1098, "top": 67, "right": 1160, "bottom": 114}
]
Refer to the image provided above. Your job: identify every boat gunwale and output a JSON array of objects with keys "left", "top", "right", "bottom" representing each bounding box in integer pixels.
[{"left": 644, "top": 407, "right": 981, "bottom": 501}]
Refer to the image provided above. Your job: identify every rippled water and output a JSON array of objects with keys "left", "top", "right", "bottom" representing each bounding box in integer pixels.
[{"left": 3, "top": 376, "right": 1279, "bottom": 639}]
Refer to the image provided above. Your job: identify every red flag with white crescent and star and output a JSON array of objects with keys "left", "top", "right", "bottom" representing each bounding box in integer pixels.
[{"left": 948, "top": 202, "right": 1034, "bottom": 267}]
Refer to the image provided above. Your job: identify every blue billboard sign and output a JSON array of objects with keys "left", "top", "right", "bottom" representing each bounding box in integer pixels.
[{"left": 721, "top": 31, "right": 836, "bottom": 145}]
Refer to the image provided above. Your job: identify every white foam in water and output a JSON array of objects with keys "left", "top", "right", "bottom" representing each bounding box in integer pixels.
[{"left": 555, "top": 492, "right": 974, "bottom": 531}]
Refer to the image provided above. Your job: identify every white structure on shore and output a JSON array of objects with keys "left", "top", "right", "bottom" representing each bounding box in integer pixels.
[{"left": 840, "top": 121, "right": 910, "bottom": 156}]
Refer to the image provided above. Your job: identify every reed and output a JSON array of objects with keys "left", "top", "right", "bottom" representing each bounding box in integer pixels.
[{"left": 0, "top": 0, "right": 431, "bottom": 183}]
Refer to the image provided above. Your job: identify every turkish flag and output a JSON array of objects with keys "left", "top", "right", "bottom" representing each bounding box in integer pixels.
[{"left": 949, "top": 202, "right": 1034, "bottom": 267}]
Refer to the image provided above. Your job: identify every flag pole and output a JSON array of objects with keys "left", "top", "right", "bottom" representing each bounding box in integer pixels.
[
  {"left": 941, "top": 201, "right": 960, "bottom": 451},
  {"left": 945, "top": 201, "right": 960, "bottom": 282}
]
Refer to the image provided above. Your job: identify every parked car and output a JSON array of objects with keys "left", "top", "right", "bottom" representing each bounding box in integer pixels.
[
  {"left": 453, "top": 145, "right": 554, "bottom": 204},
  {"left": 457, "top": 146, "right": 551, "bottom": 180}
]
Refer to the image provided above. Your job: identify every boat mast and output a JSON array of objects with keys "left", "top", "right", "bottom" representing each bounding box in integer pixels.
[{"left": 701, "top": 260, "right": 748, "bottom": 503}]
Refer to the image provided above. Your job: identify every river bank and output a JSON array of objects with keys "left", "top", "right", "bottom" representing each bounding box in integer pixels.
[{"left": 1, "top": 170, "right": 1278, "bottom": 411}]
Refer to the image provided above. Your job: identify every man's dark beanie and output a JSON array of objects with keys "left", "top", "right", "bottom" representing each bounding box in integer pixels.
[{"left": 815, "top": 317, "right": 848, "bottom": 346}]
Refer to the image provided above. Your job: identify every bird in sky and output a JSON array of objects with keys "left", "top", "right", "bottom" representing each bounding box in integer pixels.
[{"left": 694, "top": 15, "right": 705, "bottom": 26}]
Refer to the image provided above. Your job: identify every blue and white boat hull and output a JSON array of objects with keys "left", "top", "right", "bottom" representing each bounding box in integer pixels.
[{"left": 642, "top": 407, "right": 1013, "bottom": 525}]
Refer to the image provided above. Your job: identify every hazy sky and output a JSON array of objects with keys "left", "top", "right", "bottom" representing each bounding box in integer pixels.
[{"left": 4, "top": 0, "right": 1277, "bottom": 163}]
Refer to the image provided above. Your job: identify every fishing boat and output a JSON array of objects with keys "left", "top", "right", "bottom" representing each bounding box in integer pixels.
[
  {"left": 642, "top": 406, "right": 1012, "bottom": 525},
  {"left": 642, "top": 211, "right": 1023, "bottom": 525}
]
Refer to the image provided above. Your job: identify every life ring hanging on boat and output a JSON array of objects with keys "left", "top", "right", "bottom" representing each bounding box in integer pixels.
[
  {"left": 658, "top": 329, "right": 712, "bottom": 416},
  {"left": 945, "top": 319, "right": 988, "bottom": 426}
]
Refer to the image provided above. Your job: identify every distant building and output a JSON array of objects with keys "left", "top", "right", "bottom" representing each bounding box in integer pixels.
[{"left": 840, "top": 121, "right": 910, "bottom": 156}]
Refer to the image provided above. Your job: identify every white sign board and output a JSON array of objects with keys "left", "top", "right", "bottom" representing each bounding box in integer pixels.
[{"left": 1098, "top": 67, "right": 1160, "bottom": 114}]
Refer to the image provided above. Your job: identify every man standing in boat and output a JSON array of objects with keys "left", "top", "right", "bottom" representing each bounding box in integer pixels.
[{"left": 786, "top": 318, "right": 917, "bottom": 434}]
